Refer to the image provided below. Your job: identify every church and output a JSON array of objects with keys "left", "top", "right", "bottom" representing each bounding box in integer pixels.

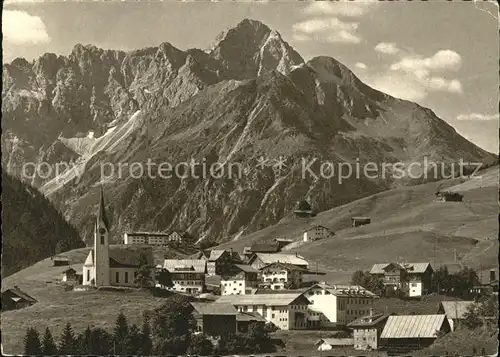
[{"left": 82, "top": 188, "right": 154, "bottom": 287}]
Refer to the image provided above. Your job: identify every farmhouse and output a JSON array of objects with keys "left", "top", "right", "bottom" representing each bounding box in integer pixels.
[
  {"left": 435, "top": 191, "right": 464, "bottom": 202},
  {"left": 1, "top": 286, "right": 37, "bottom": 311},
  {"left": 215, "top": 293, "right": 310, "bottom": 330},
  {"left": 302, "top": 225, "right": 334, "bottom": 242},
  {"left": 82, "top": 189, "right": 154, "bottom": 288},
  {"left": 437, "top": 301, "right": 476, "bottom": 331},
  {"left": 351, "top": 216, "right": 371, "bottom": 227},
  {"left": 52, "top": 256, "right": 70, "bottom": 266},
  {"left": 347, "top": 310, "right": 393, "bottom": 350},
  {"left": 62, "top": 268, "right": 82, "bottom": 284},
  {"left": 196, "top": 249, "right": 242, "bottom": 276},
  {"left": 236, "top": 311, "right": 267, "bottom": 333},
  {"left": 259, "top": 262, "right": 307, "bottom": 290},
  {"left": 191, "top": 302, "right": 237, "bottom": 337},
  {"left": 370, "top": 262, "right": 433, "bottom": 297},
  {"left": 380, "top": 315, "right": 451, "bottom": 352},
  {"left": 248, "top": 253, "right": 309, "bottom": 271},
  {"left": 301, "top": 283, "right": 378, "bottom": 327},
  {"left": 163, "top": 259, "right": 207, "bottom": 294},
  {"left": 220, "top": 264, "right": 259, "bottom": 295},
  {"left": 293, "top": 199, "right": 314, "bottom": 218}
]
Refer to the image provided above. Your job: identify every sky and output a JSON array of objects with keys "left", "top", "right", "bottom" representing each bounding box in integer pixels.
[{"left": 3, "top": 0, "right": 499, "bottom": 154}]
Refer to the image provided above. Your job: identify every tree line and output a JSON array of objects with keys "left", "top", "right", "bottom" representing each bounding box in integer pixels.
[{"left": 24, "top": 295, "right": 276, "bottom": 356}]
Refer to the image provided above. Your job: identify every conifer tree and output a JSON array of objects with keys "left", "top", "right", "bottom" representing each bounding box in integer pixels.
[
  {"left": 24, "top": 327, "right": 42, "bottom": 355},
  {"left": 58, "top": 322, "right": 76, "bottom": 354},
  {"left": 140, "top": 315, "right": 153, "bottom": 355},
  {"left": 113, "top": 311, "right": 129, "bottom": 354},
  {"left": 41, "top": 327, "right": 57, "bottom": 355}
]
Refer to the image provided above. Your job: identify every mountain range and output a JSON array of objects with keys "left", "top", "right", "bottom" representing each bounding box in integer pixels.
[{"left": 2, "top": 19, "right": 496, "bottom": 246}]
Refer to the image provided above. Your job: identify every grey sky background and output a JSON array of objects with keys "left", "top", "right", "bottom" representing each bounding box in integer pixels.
[{"left": 3, "top": 1, "right": 498, "bottom": 153}]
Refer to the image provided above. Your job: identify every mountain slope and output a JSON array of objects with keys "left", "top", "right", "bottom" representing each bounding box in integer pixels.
[
  {"left": 1, "top": 169, "right": 85, "bottom": 276},
  {"left": 2, "top": 19, "right": 496, "bottom": 246}
]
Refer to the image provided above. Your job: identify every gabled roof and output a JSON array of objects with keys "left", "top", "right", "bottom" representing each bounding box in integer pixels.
[
  {"left": 370, "top": 262, "right": 432, "bottom": 275},
  {"left": 164, "top": 259, "right": 206, "bottom": 273},
  {"left": 380, "top": 315, "right": 448, "bottom": 339},
  {"left": 250, "top": 242, "right": 280, "bottom": 253},
  {"left": 302, "top": 225, "right": 334, "bottom": 233},
  {"left": 315, "top": 338, "right": 354, "bottom": 346},
  {"left": 253, "top": 253, "right": 309, "bottom": 266},
  {"left": 236, "top": 312, "right": 267, "bottom": 322},
  {"left": 302, "top": 283, "right": 378, "bottom": 298},
  {"left": 191, "top": 302, "right": 237, "bottom": 315},
  {"left": 63, "top": 268, "right": 77, "bottom": 274},
  {"left": 348, "top": 312, "right": 393, "bottom": 328},
  {"left": 215, "top": 293, "right": 310, "bottom": 306},
  {"left": 2, "top": 287, "right": 37, "bottom": 303},
  {"left": 221, "top": 264, "right": 259, "bottom": 279},
  {"left": 84, "top": 247, "right": 154, "bottom": 268},
  {"left": 439, "top": 301, "right": 476, "bottom": 319},
  {"left": 209, "top": 250, "right": 227, "bottom": 261},
  {"left": 261, "top": 262, "right": 308, "bottom": 272}
]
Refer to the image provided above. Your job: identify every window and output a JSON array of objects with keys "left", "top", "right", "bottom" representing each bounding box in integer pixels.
[
  {"left": 87, "top": 269, "right": 90, "bottom": 281},
  {"left": 272, "top": 313, "right": 275, "bottom": 318},
  {"left": 125, "top": 272, "right": 128, "bottom": 284},
  {"left": 100, "top": 235, "right": 105, "bottom": 245},
  {"left": 411, "top": 283, "right": 417, "bottom": 287},
  {"left": 116, "top": 272, "right": 119, "bottom": 283}
]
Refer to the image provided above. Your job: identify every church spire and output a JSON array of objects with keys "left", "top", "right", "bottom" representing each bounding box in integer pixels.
[{"left": 98, "top": 185, "right": 110, "bottom": 231}]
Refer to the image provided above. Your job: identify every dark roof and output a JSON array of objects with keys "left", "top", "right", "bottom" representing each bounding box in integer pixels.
[
  {"left": 261, "top": 262, "right": 308, "bottom": 272},
  {"left": 250, "top": 243, "right": 280, "bottom": 253},
  {"left": 98, "top": 186, "right": 110, "bottom": 231},
  {"left": 2, "top": 287, "right": 37, "bottom": 303},
  {"left": 348, "top": 312, "right": 393, "bottom": 328},
  {"left": 191, "top": 302, "right": 237, "bottom": 315},
  {"left": 221, "top": 264, "right": 259, "bottom": 279},
  {"left": 236, "top": 312, "right": 267, "bottom": 322},
  {"left": 351, "top": 216, "right": 371, "bottom": 221},
  {"left": 108, "top": 247, "right": 154, "bottom": 268},
  {"left": 63, "top": 268, "right": 77, "bottom": 274}
]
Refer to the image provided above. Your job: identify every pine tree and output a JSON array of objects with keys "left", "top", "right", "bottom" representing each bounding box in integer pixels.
[
  {"left": 140, "top": 315, "right": 153, "bottom": 355},
  {"left": 24, "top": 327, "right": 42, "bottom": 355},
  {"left": 58, "top": 322, "right": 76, "bottom": 354},
  {"left": 41, "top": 327, "right": 57, "bottom": 355},
  {"left": 126, "top": 324, "right": 141, "bottom": 354},
  {"left": 75, "top": 326, "right": 92, "bottom": 354},
  {"left": 113, "top": 311, "right": 129, "bottom": 354}
]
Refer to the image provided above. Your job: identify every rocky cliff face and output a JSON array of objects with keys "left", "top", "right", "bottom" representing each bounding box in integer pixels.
[{"left": 2, "top": 19, "right": 495, "bottom": 245}]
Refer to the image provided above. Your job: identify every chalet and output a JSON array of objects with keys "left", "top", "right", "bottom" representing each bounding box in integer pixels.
[
  {"left": 196, "top": 249, "right": 242, "bottom": 276},
  {"left": 1, "top": 286, "right": 37, "bottom": 311},
  {"left": 191, "top": 302, "right": 237, "bottom": 337},
  {"left": 347, "top": 310, "right": 393, "bottom": 350},
  {"left": 236, "top": 311, "right": 267, "bottom": 333},
  {"left": 274, "top": 238, "right": 294, "bottom": 249},
  {"left": 315, "top": 337, "right": 354, "bottom": 351},
  {"left": 220, "top": 264, "right": 259, "bottom": 295},
  {"left": 435, "top": 191, "right": 463, "bottom": 202},
  {"left": 163, "top": 259, "right": 207, "bottom": 294},
  {"left": 471, "top": 269, "right": 498, "bottom": 296},
  {"left": 53, "top": 256, "right": 70, "bottom": 266},
  {"left": 248, "top": 253, "right": 309, "bottom": 271},
  {"left": 302, "top": 225, "right": 335, "bottom": 242},
  {"left": 62, "top": 268, "right": 82, "bottom": 284},
  {"left": 437, "top": 301, "right": 476, "bottom": 331},
  {"left": 301, "top": 283, "right": 378, "bottom": 327},
  {"left": 215, "top": 293, "right": 310, "bottom": 330},
  {"left": 351, "top": 216, "right": 371, "bottom": 228},
  {"left": 259, "top": 262, "right": 307, "bottom": 290},
  {"left": 380, "top": 315, "right": 451, "bottom": 352},
  {"left": 294, "top": 200, "right": 314, "bottom": 218},
  {"left": 370, "top": 262, "right": 433, "bottom": 297}
]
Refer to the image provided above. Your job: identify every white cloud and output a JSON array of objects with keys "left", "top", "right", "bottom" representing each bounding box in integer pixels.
[
  {"left": 3, "top": 10, "right": 51, "bottom": 45},
  {"left": 303, "top": 1, "right": 375, "bottom": 17},
  {"left": 292, "top": 18, "right": 361, "bottom": 44},
  {"left": 391, "top": 50, "right": 462, "bottom": 72},
  {"left": 374, "top": 42, "right": 400, "bottom": 55},
  {"left": 293, "top": 1, "right": 378, "bottom": 45},
  {"left": 456, "top": 113, "right": 500, "bottom": 121},
  {"left": 355, "top": 62, "right": 367, "bottom": 70},
  {"left": 366, "top": 48, "right": 464, "bottom": 101}
]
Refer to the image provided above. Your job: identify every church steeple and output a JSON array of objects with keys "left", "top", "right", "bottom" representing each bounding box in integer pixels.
[{"left": 98, "top": 185, "right": 110, "bottom": 231}]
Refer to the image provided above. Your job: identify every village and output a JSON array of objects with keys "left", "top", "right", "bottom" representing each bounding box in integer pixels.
[{"left": 3, "top": 190, "right": 498, "bottom": 356}]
